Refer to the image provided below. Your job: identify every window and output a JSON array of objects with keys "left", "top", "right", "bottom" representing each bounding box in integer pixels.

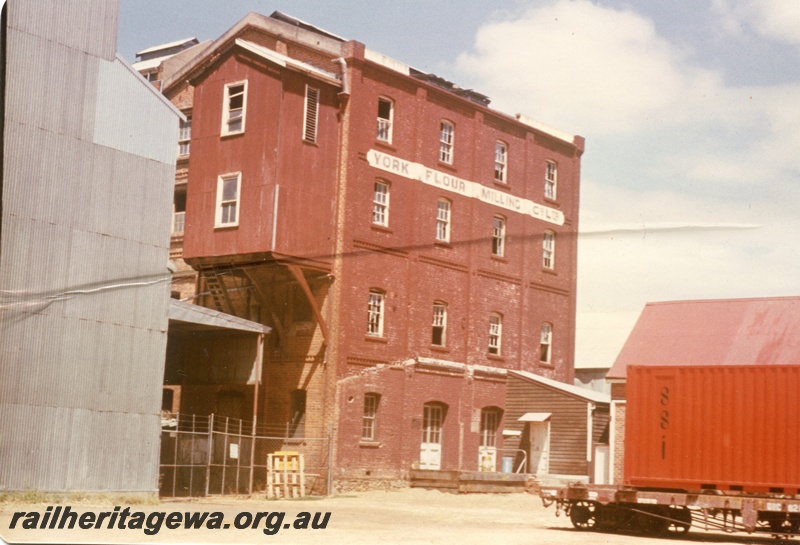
[
  {"left": 436, "top": 199, "right": 451, "bottom": 242},
  {"left": 377, "top": 97, "right": 393, "bottom": 143},
  {"left": 372, "top": 181, "right": 389, "bottom": 226},
  {"left": 488, "top": 313, "right": 502, "bottom": 355},
  {"left": 543, "top": 231, "right": 555, "bottom": 269},
  {"left": 289, "top": 390, "right": 306, "bottom": 438},
  {"left": 178, "top": 116, "right": 191, "bottom": 155},
  {"left": 545, "top": 161, "right": 557, "bottom": 200},
  {"left": 145, "top": 71, "right": 158, "bottom": 83},
  {"left": 215, "top": 172, "right": 241, "bottom": 227},
  {"left": 491, "top": 215, "right": 505, "bottom": 257},
  {"left": 431, "top": 302, "right": 447, "bottom": 346},
  {"left": 480, "top": 408, "right": 500, "bottom": 448},
  {"left": 222, "top": 81, "right": 247, "bottom": 135},
  {"left": 494, "top": 141, "right": 507, "bottom": 183},
  {"left": 540, "top": 323, "right": 553, "bottom": 364},
  {"left": 172, "top": 190, "right": 186, "bottom": 235},
  {"left": 362, "top": 393, "right": 379, "bottom": 441},
  {"left": 367, "top": 290, "right": 385, "bottom": 337},
  {"left": 439, "top": 120, "right": 454, "bottom": 164},
  {"left": 304, "top": 85, "right": 319, "bottom": 143}
]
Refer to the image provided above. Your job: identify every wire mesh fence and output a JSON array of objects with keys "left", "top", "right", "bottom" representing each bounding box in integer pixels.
[{"left": 159, "top": 413, "right": 331, "bottom": 498}]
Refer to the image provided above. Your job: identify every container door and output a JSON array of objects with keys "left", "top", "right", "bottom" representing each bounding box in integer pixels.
[
  {"left": 420, "top": 404, "right": 443, "bottom": 470},
  {"left": 529, "top": 422, "right": 550, "bottom": 475}
]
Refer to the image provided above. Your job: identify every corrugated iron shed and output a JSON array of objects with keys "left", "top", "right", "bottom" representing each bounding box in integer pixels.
[
  {"left": 607, "top": 296, "right": 800, "bottom": 380},
  {"left": 510, "top": 370, "right": 610, "bottom": 405},
  {"left": 0, "top": 0, "right": 181, "bottom": 493}
]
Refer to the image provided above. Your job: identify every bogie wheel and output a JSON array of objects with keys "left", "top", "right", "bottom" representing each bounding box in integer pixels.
[
  {"left": 668, "top": 507, "right": 692, "bottom": 535},
  {"left": 570, "top": 501, "right": 598, "bottom": 530}
]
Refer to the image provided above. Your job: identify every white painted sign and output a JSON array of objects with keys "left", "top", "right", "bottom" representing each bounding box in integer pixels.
[{"left": 367, "top": 149, "right": 565, "bottom": 226}]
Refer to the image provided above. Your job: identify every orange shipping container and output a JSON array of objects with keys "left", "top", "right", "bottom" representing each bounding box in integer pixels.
[{"left": 625, "top": 365, "right": 800, "bottom": 493}]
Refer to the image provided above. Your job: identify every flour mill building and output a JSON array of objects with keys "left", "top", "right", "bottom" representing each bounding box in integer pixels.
[{"left": 145, "top": 11, "right": 584, "bottom": 484}]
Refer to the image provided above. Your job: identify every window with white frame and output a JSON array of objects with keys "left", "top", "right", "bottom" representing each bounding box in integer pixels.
[
  {"left": 439, "top": 120, "right": 454, "bottom": 164},
  {"left": 545, "top": 161, "right": 557, "bottom": 200},
  {"left": 492, "top": 215, "right": 505, "bottom": 257},
  {"left": 488, "top": 313, "right": 502, "bottom": 355},
  {"left": 372, "top": 181, "right": 389, "bottom": 226},
  {"left": 494, "top": 141, "right": 507, "bottom": 183},
  {"left": 222, "top": 81, "right": 247, "bottom": 135},
  {"left": 540, "top": 322, "right": 553, "bottom": 364},
  {"left": 436, "top": 199, "right": 451, "bottom": 242},
  {"left": 480, "top": 408, "right": 500, "bottom": 447},
  {"left": 215, "top": 172, "right": 241, "bottom": 227},
  {"left": 367, "top": 290, "right": 385, "bottom": 337},
  {"left": 543, "top": 230, "right": 555, "bottom": 270},
  {"left": 362, "top": 393, "right": 379, "bottom": 441},
  {"left": 431, "top": 302, "right": 447, "bottom": 346},
  {"left": 178, "top": 116, "right": 191, "bottom": 155},
  {"left": 304, "top": 85, "right": 319, "bottom": 143},
  {"left": 172, "top": 190, "right": 186, "bottom": 235},
  {"left": 377, "top": 97, "right": 393, "bottom": 143}
]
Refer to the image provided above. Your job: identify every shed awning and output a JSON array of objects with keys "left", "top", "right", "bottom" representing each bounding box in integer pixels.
[
  {"left": 518, "top": 412, "right": 552, "bottom": 422},
  {"left": 168, "top": 299, "right": 270, "bottom": 334}
]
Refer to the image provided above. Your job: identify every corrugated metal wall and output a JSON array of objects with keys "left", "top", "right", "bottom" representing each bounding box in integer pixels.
[
  {"left": 0, "top": 0, "right": 180, "bottom": 492},
  {"left": 505, "top": 376, "right": 590, "bottom": 476}
]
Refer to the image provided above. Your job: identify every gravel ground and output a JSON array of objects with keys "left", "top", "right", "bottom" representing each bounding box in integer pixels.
[{"left": 0, "top": 488, "right": 791, "bottom": 545}]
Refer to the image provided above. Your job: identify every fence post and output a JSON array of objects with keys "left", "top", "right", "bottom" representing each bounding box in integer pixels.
[
  {"left": 327, "top": 423, "right": 333, "bottom": 496},
  {"left": 249, "top": 417, "right": 256, "bottom": 495},
  {"left": 205, "top": 413, "right": 214, "bottom": 497}
]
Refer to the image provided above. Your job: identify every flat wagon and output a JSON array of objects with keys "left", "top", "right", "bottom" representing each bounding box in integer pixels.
[{"left": 541, "top": 365, "right": 800, "bottom": 537}]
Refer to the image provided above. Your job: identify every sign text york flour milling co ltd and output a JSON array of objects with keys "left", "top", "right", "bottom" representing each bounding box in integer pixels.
[{"left": 367, "top": 149, "right": 564, "bottom": 226}]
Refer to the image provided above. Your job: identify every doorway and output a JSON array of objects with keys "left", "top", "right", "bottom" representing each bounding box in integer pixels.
[{"left": 420, "top": 403, "right": 444, "bottom": 470}]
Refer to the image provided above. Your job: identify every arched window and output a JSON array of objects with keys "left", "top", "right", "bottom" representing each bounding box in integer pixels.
[
  {"left": 543, "top": 231, "right": 555, "bottom": 270},
  {"left": 367, "top": 289, "right": 385, "bottom": 337},
  {"left": 494, "top": 141, "right": 507, "bottom": 183},
  {"left": 492, "top": 215, "right": 506, "bottom": 257},
  {"left": 540, "top": 322, "right": 553, "bottom": 364},
  {"left": 377, "top": 97, "right": 394, "bottom": 143},
  {"left": 432, "top": 301, "right": 447, "bottom": 346},
  {"left": 488, "top": 313, "right": 502, "bottom": 355},
  {"left": 439, "top": 120, "right": 454, "bottom": 164},
  {"left": 372, "top": 180, "right": 389, "bottom": 226},
  {"left": 362, "top": 393, "right": 380, "bottom": 441}
]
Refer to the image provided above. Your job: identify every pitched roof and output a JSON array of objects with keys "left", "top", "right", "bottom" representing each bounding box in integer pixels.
[
  {"left": 607, "top": 296, "right": 800, "bottom": 380},
  {"left": 509, "top": 370, "right": 610, "bottom": 404}
]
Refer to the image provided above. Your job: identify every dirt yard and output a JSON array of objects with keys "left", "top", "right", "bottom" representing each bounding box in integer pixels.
[{"left": 0, "top": 488, "right": 789, "bottom": 544}]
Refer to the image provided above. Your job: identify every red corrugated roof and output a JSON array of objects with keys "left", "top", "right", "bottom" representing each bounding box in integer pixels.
[{"left": 607, "top": 296, "right": 800, "bottom": 380}]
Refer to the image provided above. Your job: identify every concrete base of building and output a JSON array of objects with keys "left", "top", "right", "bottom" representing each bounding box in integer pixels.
[
  {"left": 0, "top": 490, "right": 159, "bottom": 504},
  {"left": 332, "top": 468, "right": 409, "bottom": 493}
]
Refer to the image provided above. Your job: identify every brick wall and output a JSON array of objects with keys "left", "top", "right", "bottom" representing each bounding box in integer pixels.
[{"left": 612, "top": 400, "right": 626, "bottom": 485}]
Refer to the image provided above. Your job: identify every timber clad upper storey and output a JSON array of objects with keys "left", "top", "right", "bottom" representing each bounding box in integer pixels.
[{"left": 153, "top": 10, "right": 584, "bottom": 477}]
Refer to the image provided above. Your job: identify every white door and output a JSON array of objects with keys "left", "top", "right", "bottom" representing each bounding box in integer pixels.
[
  {"left": 478, "top": 408, "right": 500, "bottom": 471},
  {"left": 529, "top": 422, "right": 550, "bottom": 475},
  {"left": 594, "top": 445, "right": 610, "bottom": 484},
  {"left": 420, "top": 404, "right": 443, "bottom": 470}
]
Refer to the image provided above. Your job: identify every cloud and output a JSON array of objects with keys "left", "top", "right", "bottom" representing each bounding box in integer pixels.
[
  {"left": 453, "top": 0, "right": 800, "bottom": 364},
  {"left": 713, "top": 0, "right": 800, "bottom": 46},
  {"left": 454, "top": 0, "right": 722, "bottom": 136}
]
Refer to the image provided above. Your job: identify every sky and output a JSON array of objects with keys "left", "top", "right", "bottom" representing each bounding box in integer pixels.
[{"left": 118, "top": 0, "right": 800, "bottom": 369}]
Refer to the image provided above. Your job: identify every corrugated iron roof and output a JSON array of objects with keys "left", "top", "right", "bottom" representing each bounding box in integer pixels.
[
  {"left": 509, "top": 370, "right": 610, "bottom": 404},
  {"left": 136, "top": 37, "right": 198, "bottom": 57},
  {"left": 169, "top": 299, "right": 270, "bottom": 334},
  {"left": 607, "top": 296, "right": 800, "bottom": 380}
]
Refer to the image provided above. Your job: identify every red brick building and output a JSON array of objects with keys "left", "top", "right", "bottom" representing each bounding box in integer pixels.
[{"left": 154, "top": 12, "right": 584, "bottom": 484}]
